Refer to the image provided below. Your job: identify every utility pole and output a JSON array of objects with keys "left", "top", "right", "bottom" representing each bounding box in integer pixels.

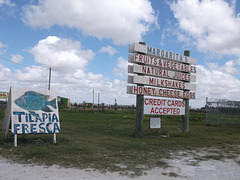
[
  {"left": 92, "top": 89, "right": 94, "bottom": 109},
  {"left": 98, "top": 93, "right": 100, "bottom": 110},
  {"left": 48, "top": 67, "right": 51, "bottom": 90},
  {"left": 115, "top": 98, "right": 117, "bottom": 111}
]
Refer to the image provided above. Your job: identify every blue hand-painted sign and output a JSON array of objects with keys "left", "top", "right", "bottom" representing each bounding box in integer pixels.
[{"left": 6, "top": 87, "right": 60, "bottom": 134}]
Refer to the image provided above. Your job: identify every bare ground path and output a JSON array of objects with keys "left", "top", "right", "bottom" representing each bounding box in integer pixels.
[{"left": 1, "top": 152, "right": 240, "bottom": 180}]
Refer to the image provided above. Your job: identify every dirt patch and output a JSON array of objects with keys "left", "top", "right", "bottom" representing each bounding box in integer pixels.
[{"left": 1, "top": 147, "right": 240, "bottom": 180}]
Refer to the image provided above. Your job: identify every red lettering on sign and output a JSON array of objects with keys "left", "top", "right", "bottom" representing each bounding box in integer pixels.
[{"left": 149, "top": 107, "right": 181, "bottom": 115}]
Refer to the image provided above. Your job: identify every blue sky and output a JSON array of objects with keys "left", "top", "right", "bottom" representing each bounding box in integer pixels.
[{"left": 0, "top": 0, "right": 240, "bottom": 108}]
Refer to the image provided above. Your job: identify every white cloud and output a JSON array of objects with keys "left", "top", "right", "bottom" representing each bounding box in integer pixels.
[
  {"left": 0, "top": 0, "right": 14, "bottom": 7},
  {"left": 0, "top": 42, "right": 5, "bottom": 48},
  {"left": 11, "top": 54, "right": 23, "bottom": 63},
  {"left": 220, "top": 60, "right": 239, "bottom": 74},
  {"left": 99, "top": 46, "right": 118, "bottom": 56},
  {"left": 15, "top": 66, "right": 48, "bottom": 83},
  {"left": 22, "top": 0, "right": 158, "bottom": 45},
  {"left": 207, "top": 62, "right": 219, "bottom": 70},
  {"left": 170, "top": 0, "right": 240, "bottom": 56},
  {"left": 11, "top": 36, "right": 133, "bottom": 105},
  {"left": 191, "top": 65, "right": 240, "bottom": 108},
  {"left": 0, "top": 64, "right": 11, "bottom": 81},
  {"left": 50, "top": 70, "right": 133, "bottom": 105},
  {"left": 0, "top": 64, "right": 13, "bottom": 91},
  {"left": 207, "top": 60, "right": 240, "bottom": 75},
  {"left": 0, "top": 41, "right": 7, "bottom": 54},
  {"left": 29, "top": 36, "right": 95, "bottom": 72},
  {"left": 113, "top": 57, "right": 128, "bottom": 77},
  {"left": 11, "top": 59, "right": 240, "bottom": 107}
]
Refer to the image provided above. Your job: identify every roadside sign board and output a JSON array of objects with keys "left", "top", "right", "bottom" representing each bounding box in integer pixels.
[
  {"left": 129, "top": 54, "right": 196, "bottom": 74},
  {"left": 127, "top": 43, "right": 196, "bottom": 135},
  {"left": 127, "top": 43, "right": 196, "bottom": 100},
  {"left": 3, "top": 86, "right": 60, "bottom": 135},
  {"left": 128, "top": 75, "right": 196, "bottom": 90},
  {"left": 127, "top": 86, "right": 196, "bottom": 99},
  {"left": 129, "top": 43, "right": 197, "bottom": 65},
  {"left": 128, "top": 64, "right": 196, "bottom": 82},
  {"left": 144, "top": 97, "right": 185, "bottom": 115}
]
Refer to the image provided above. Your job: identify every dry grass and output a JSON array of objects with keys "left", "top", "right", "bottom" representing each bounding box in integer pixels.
[{"left": 0, "top": 108, "right": 240, "bottom": 177}]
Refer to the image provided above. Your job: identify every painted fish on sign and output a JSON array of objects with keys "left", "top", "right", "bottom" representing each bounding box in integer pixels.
[
  {"left": 14, "top": 91, "right": 56, "bottom": 118},
  {"left": 5, "top": 86, "right": 61, "bottom": 135}
]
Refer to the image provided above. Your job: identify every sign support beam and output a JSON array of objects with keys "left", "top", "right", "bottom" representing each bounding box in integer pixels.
[
  {"left": 14, "top": 134, "right": 17, "bottom": 147},
  {"left": 135, "top": 94, "right": 144, "bottom": 138},
  {"left": 53, "top": 133, "right": 56, "bottom": 144},
  {"left": 182, "top": 50, "right": 190, "bottom": 133},
  {"left": 135, "top": 42, "right": 146, "bottom": 138}
]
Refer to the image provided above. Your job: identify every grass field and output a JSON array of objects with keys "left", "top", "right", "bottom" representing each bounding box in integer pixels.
[{"left": 1, "top": 108, "right": 240, "bottom": 176}]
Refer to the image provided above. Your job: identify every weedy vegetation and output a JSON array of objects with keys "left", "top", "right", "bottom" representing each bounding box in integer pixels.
[{"left": 0, "top": 108, "right": 240, "bottom": 177}]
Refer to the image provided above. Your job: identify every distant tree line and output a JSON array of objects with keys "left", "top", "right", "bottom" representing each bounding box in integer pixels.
[{"left": 70, "top": 101, "right": 135, "bottom": 111}]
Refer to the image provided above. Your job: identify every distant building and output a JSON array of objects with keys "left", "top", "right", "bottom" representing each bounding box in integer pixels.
[{"left": 57, "top": 96, "right": 70, "bottom": 109}]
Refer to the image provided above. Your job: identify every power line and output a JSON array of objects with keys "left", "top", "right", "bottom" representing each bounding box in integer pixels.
[
  {"left": 0, "top": 55, "right": 29, "bottom": 67},
  {"left": 0, "top": 55, "right": 49, "bottom": 71},
  {"left": 0, "top": 55, "right": 50, "bottom": 88}
]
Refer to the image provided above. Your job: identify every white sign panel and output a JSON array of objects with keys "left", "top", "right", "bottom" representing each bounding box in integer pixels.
[
  {"left": 129, "top": 43, "right": 197, "bottom": 65},
  {"left": 150, "top": 117, "right": 161, "bottom": 129},
  {"left": 128, "top": 75, "right": 196, "bottom": 91},
  {"left": 128, "top": 64, "right": 196, "bottom": 82},
  {"left": 127, "top": 86, "right": 196, "bottom": 99},
  {"left": 144, "top": 97, "right": 185, "bottom": 115},
  {"left": 129, "top": 54, "right": 196, "bottom": 74},
  {"left": 5, "top": 87, "right": 60, "bottom": 134}
]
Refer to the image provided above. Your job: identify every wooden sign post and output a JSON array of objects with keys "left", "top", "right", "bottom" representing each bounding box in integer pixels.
[
  {"left": 135, "top": 42, "right": 146, "bottom": 138},
  {"left": 182, "top": 50, "right": 190, "bottom": 133}
]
